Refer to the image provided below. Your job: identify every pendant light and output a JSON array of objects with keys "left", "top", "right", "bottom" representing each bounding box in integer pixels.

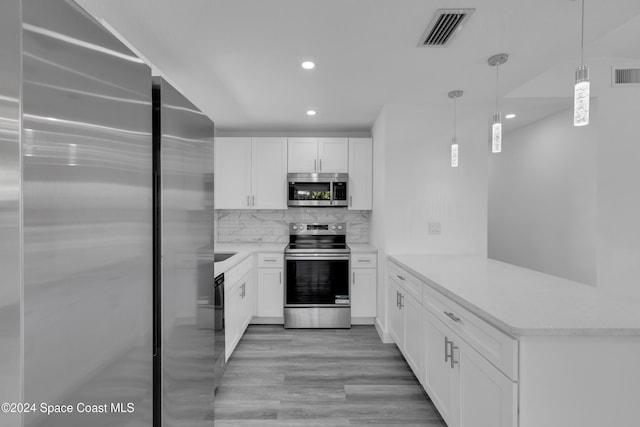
[
  {"left": 448, "top": 90, "right": 463, "bottom": 168},
  {"left": 488, "top": 53, "right": 508, "bottom": 153},
  {"left": 574, "top": 0, "right": 589, "bottom": 126}
]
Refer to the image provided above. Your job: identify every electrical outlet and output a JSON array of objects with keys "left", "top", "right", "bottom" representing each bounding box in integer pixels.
[{"left": 428, "top": 222, "right": 441, "bottom": 235}]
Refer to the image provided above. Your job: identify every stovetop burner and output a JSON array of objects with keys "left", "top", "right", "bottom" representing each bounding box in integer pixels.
[{"left": 285, "top": 222, "right": 349, "bottom": 254}]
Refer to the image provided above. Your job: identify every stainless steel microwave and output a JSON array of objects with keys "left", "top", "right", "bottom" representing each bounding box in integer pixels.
[{"left": 287, "top": 173, "right": 348, "bottom": 207}]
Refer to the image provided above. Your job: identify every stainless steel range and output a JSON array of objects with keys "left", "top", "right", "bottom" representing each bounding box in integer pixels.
[{"left": 284, "top": 222, "right": 351, "bottom": 328}]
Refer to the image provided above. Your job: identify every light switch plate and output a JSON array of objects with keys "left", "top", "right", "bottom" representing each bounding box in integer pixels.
[{"left": 428, "top": 222, "right": 441, "bottom": 235}]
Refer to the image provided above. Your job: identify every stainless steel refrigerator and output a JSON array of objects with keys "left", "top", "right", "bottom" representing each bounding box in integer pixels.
[{"left": 0, "top": 0, "right": 215, "bottom": 426}]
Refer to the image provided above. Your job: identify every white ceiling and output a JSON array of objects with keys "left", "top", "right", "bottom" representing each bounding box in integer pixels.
[{"left": 75, "top": 0, "right": 640, "bottom": 133}]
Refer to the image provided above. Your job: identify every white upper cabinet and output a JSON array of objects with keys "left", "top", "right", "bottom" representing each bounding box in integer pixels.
[
  {"left": 215, "top": 137, "right": 287, "bottom": 209},
  {"left": 348, "top": 138, "right": 373, "bottom": 210},
  {"left": 287, "top": 137, "right": 317, "bottom": 173},
  {"left": 317, "top": 138, "right": 348, "bottom": 173},
  {"left": 288, "top": 137, "right": 348, "bottom": 173},
  {"left": 214, "top": 137, "right": 252, "bottom": 209},
  {"left": 251, "top": 138, "right": 288, "bottom": 209}
]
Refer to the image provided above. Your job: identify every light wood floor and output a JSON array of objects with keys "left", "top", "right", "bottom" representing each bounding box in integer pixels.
[{"left": 214, "top": 325, "right": 447, "bottom": 426}]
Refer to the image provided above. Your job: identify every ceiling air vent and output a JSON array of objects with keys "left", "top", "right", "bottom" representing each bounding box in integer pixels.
[
  {"left": 612, "top": 67, "right": 640, "bottom": 87},
  {"left": 418, "top": 8, "right": 475, "bottom": 47}
]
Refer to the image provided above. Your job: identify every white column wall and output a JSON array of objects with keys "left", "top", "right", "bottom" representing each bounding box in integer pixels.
[
  {"left": 371, "top": 103, "right": 489, "bottom": 340},
  {"left": 488, "top": 106, "right": 598, "bottom": 285},
  {"left": 596, "top": 87, "right": 640, "bottom": 298}
]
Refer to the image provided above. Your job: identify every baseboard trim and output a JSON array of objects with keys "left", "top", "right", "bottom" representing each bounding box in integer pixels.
[
  {"left": 250, "top": 316, "right": 284, "bottom": 325},
  {"left": 375, "top": 317, "right": 392, "bottom": 343}
]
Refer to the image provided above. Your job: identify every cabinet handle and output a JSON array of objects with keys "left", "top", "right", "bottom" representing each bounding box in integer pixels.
[
  {"left": 398, "top": 293, "right": 404, "bottom": 309},
  {"left": 445, "top": 336, "right": 451, "bottom": 363},
  {"left": 314, "top": 159, "right": 317, "bottom": 172},
  {"left": 319, "top": 158, "right": 322, "bottom": 171},
  {"left": 396, "top": 274, "right": 405, "bottom": 281},
  {"left": 445, "top": 337, "right": 459, "bottom": 369},
  {"left": 357, "top": 259, "right": 371, "bottom": 263},
  {"left": 247, "top": 195, "right": 250, "bottom": 206},
  {"left": 396, "top": 291, "right": 400, "bottom": 308},
  {"left": 450, "top": 343, "right": 459, "bottom": 369},
  {"left": 352, "top": 271, "right": 356, "bottom": 284},
  {"left": 252, "top": 195, "right": 255, "bottom": 206},
  {"left": 279, "top": 272, "right": 282, "bottom": 283},
  {"left": 444, "top": 311, "right": 461, "bottom": 323}
]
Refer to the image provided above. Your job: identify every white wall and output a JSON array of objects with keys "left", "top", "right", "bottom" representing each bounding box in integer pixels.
[
  {"left": 597, "top": 88, "right": 640, "bottom": 298},
  {"left": 489, "top": 84, "right": 640, "bottom": 299},
  {"left": 370, "top": 103, "right": 489, "bottom": 340},
  {"left": 370, "top": 106, "right": 388, "bottom": 336},
  {"left": 383, "top": 104, "right": 488, "bottom": 255},
  {"left": 488, "top": 106, "right": 598, "bottom": 285}
]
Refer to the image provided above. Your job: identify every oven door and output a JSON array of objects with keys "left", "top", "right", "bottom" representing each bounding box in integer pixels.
[{"left": 285, "top": 255, "right": 350, "bottom": 306}]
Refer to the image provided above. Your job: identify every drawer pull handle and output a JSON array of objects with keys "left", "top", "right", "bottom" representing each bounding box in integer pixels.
[
  {"left": 396, "top": 274, "right": 405, "bottom": 281},
  {"left": 357, "top": 259, "right": 371, "bottom": 263},
  {"left": 399, "top": 293, "right": 404, "bottom": 309},
  {"left": 444, "top": 337, "right": 459, "bottom": 369},
  {"left": 444, "top": 311, "right": 461, "bottom": 323},
  {"left": 264, "top": 259, "right": 277, "bottom": 262}
]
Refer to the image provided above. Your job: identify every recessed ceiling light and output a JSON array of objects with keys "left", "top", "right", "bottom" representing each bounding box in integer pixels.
[
  {"left": 301, "top": 61, "right": 315, "bottom": 70},
  {"left": 505, "top": 113, "right": 516, "bottom": 119},
  {"left": 306, "top": 110, "right": 316, "bottom": 116}
]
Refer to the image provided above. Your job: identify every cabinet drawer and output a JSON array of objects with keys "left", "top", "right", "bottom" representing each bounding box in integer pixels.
[
  {"left": 351, "top": 253, "right": 377, "bottom": 268},
  {"left": 423, "top": 285, "right": 518, "bottom": 381},
  {"left": 389, "top": 261, "right": 422, "bottom": 303},
  {"left": 258, "top": 253, "right": 284, "bottom": 268}
]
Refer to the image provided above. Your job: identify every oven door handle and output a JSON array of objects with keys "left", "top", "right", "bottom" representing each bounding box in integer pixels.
[{"left": 285, "top": 255, "right": 350, "bottom": 261}]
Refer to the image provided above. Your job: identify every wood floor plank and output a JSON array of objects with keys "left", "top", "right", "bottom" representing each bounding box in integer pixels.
[{"left": 215, "top": 325, "right": 447, "bottom": 426}]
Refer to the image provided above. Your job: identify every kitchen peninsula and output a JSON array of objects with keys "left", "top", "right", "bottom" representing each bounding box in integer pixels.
[{"left": 386, "top": 254, "right": 640, "bottom": 427}]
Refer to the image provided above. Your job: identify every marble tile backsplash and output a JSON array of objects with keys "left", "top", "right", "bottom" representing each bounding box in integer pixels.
[{"left": 215, "top": 209, "right": 370, "bottom": 243}]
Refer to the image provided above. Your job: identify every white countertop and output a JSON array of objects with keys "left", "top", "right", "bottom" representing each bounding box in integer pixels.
[
  {"left": 348, "top": 243, "right": 378, "bottom": 253},
  {"left": 211, "top": 243, "right": 287, "bottom": 276},
  {"left": 211, "top": 242, "right": 377, "bottom": 276},
  {"left": 389, "top": 254, "right": 640, "bottom": 337}
]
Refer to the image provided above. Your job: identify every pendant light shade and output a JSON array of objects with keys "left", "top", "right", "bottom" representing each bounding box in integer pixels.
[
  {"left": 448, "top": 90, "right": 463, "bottom": 167},
  {"left": 491, "top": 112, "right": 502, "bottom": 153},
  {"left": 488, "top": 53, "right": 508, "bottom": 154},
  {"left": 574, "top": 0, "right": 589, "bottom": 126}
]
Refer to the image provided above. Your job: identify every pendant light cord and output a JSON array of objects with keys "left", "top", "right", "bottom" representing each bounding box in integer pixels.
[
  {"left": 581, "top": 0, "right": 585, "bottom": 65},
  {"left": 453, "top": 98, "right": 457, "bottom": 140},
  {"left": 495, "top": 64, "right": 500, "bottom": 112}
]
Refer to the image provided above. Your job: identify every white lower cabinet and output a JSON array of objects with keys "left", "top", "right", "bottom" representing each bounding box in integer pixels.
[
  {"left": 388, "top": 272, "right": 422, "bottom": 379},
  {"left": 225, "top": 257, "right": 253, "bottom": 361},
  {"left": 351, "top": 253, "right": 377, "bottom": 322},
  {"left": 423, "top": 308, "right": 517, "bottom": 427},
  {"left": 255, "top": 253, "right": 284, "bottom": 319},
  {"left": 389, "top": 259, "right": 517, "bottom": 427}
]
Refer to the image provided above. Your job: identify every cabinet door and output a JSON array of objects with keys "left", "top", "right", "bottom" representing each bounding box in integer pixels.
[
  {"left": 288, "top": 137, "right": 317, "bottom": 173},
  {"left": 214, "top": 137, "right": 252, "bottom": 209},
  {"left": 423, "top": 308, "right": 456, "bottom": 425},
  {"left": 402, "top": 292, "right": 422, "bottom": 378},
  {"left": 225, "top": 284, "right": 241, "bottom": 361},
  {"left": 351, "top": 268, "right": 376, "bottom": 317},
  {"left": 238, "top": 271, "right": 253, "bottom": 332},
  {"left": 458, "top": 340, "right": 517, "bottom": 427},
  {"left": 257, "top": 268, "right": 284, "bottom": 317},
  {"left": 318, "top": 137, "right": 348, "bottom": 173},
  {"left": 252, "top": 137, "right": 287, "bottom": 209},
  {"left": 348, "top": 138, "right": 373, "bottom": 210},
  {"left": 388, "top": 279, "right": 403, "bottom": 347}
]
